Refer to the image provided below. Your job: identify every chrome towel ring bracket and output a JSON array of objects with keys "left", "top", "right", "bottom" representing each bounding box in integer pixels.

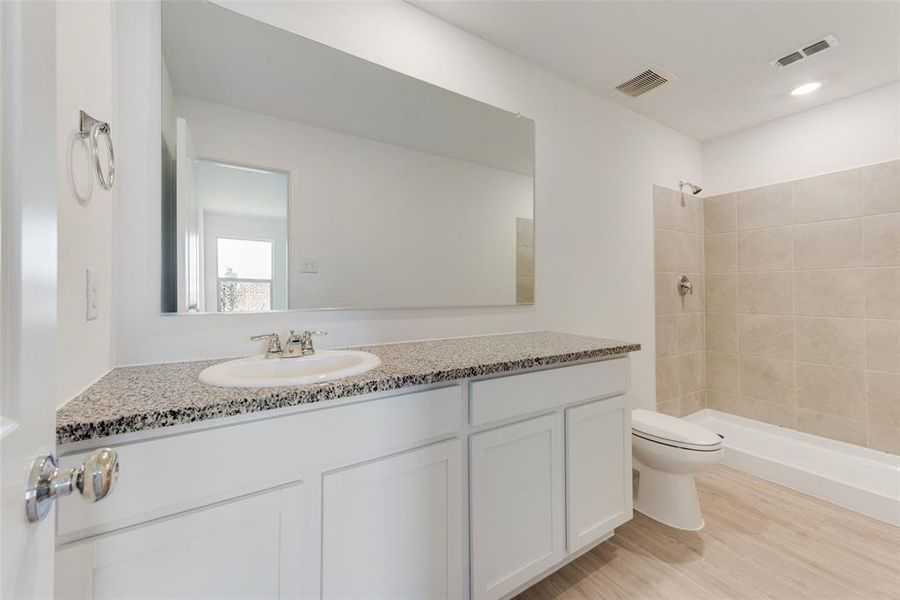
[{"left": 78, "top": 110, "right": 115, "bottom": 191}]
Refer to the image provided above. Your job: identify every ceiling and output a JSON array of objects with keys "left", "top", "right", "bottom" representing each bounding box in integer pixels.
[{"left": 410, "top": 1, "right": 900, "bottom": 141}]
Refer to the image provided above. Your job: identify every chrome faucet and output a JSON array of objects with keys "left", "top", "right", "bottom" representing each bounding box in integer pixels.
[
  {"left": 250, "top": 332, "right": 283, "bottom": 358},
  {"left": 252, "top": 330, "right": 327, "bottom": 358},
  {"left": 284, "top": 330, "right": 327, "bottom": 357}
]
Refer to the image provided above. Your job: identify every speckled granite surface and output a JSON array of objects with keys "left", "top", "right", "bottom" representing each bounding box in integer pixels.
[{"left": 56, "top": 331, "right": 639, "bottom": 445}]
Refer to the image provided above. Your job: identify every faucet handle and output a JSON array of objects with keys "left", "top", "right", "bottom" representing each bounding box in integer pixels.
[
  {"left": 250, "top": 332, "right": 283, "bottom": 355},
  {"left": 289, "top": 330, "right": 327, "bottom": 341}
]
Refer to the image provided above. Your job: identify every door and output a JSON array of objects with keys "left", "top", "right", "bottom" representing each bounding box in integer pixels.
[
  {"left": 321, "top": 440, "right": 463, "bottom": 599},
  {"left": 565, "top": 396, "right": 632, "bottom": 553},
  {"left": 54, "top": 483, "right": 304, "bottom": 600},
  {"left": 470, "top": 414, "right": 565, "bottom": 600},
  {"left": 1, "top": 2, "right": 60, "bottom": 598},
  {"left": 175, "top": 117, "right": 201, "bottom": 312}
]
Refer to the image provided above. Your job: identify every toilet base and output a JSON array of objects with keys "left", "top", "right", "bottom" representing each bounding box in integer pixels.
[{"left": 633, "top": 459, "right": 705, "bottom": 531}]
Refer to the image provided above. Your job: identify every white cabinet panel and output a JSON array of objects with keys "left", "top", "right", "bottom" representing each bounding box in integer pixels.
[
  {"left": 565, "top": 396, "right": 632, "bottom": 553},
  {"left": 470, "top": 414, "right": 565, "bottom": 600},
  {"left": 322, "top": 440, "right": 462, "bottom": 599},
  {"left": 469, "top": 358, "right": 629, "bottom": 426},
  {"left": 55, "top": 483, "right": 303, "bottom": 600}
]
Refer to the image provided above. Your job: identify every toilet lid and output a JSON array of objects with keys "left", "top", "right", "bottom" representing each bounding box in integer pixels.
[{"left": 631, "top": 409, "right": 722, "bottom": 449}]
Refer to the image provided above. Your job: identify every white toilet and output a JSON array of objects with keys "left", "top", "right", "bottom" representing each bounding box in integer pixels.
[{"left": 631, "top": 409, "right": 723, "bottom": 531}]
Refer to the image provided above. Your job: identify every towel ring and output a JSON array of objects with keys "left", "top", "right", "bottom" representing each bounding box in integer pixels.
[{"left": 79, "top": 110, "right": 115, "bottom": 191}]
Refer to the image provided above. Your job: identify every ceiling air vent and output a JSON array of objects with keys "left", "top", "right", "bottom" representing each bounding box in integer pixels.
[
  {"left": 771, "top": 35, "right": 839, "bottom": 68},
  {"left": 615, "top": 68, "right": 670, "bottom": 98},
  {"left": 776, "top": 51, "right": 804, "bottom": 68}
]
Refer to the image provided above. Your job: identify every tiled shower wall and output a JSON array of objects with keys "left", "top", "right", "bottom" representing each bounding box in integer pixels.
[
  {"left": 703, "top": 159, "right": 899, "bottom": 455},
  {"left": 653, "top": 185, "right": 706, "bottom": 417}
]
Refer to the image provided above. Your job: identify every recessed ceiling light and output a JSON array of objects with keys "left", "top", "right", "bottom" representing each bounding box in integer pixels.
[{"left": 791, "top": 82, "right": 822, "bottom": 96}]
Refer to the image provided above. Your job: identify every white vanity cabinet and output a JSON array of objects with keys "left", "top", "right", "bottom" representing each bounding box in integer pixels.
[
  {"left": 55, "top": 484, "right": 305, "bottom": 600},
  {"left": 321, "top": 440, "right": 463, "bottom": 599},
  {"left": 55, "top": 356, "right": 633, "bottom": 600},
  {"left": 470, "top": 414, "right": 566, "bottom": 600}
]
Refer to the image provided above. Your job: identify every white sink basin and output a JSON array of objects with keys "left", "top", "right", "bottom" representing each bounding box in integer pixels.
[{"left": 199, "top": 350, "right": 381, "bottom": 388}]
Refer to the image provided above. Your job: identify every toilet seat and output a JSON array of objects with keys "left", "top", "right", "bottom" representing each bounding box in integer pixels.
[{"left": 632, "top": 409, "right": 722, "bottom": 452}]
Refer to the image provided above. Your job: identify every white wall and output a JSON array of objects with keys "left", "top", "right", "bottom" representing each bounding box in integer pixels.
[
  {"left": 175, "top": 95, "right": 532, "bottom": 309},
  {"left": 703, "top": 83, "right": 900, "bottom": 194},
  {"left": 111, "top": 1, "right": 701, "bottom": 410},
  {"left": 56, "top": 1, "right": 114, "bottom": 404}
]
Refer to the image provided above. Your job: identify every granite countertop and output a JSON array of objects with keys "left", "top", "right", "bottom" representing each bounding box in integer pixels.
[{"left": 56, "top": 331, "right": 640, "bottom": 445}]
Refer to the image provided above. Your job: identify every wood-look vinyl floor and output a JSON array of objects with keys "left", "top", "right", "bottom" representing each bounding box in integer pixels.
[{"left": 516, "top": 466, "right": 900, "bottom": 600}]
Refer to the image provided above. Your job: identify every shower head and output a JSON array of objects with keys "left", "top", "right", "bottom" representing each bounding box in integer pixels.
[{"left": 680, "top": 181, "right": 703, "bottom": 195}]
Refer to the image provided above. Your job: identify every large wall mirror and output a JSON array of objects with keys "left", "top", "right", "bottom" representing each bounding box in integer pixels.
[{"left": 161, "top": 2, "right": 535, "bottom": 313}]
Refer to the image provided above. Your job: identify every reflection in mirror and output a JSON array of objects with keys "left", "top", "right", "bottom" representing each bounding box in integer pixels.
[{"left": 161, "top": 1, "right": 535, "bottom": 313}]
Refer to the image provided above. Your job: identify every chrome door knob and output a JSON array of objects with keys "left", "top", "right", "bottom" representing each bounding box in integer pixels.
[
  {"left": 77, "top": 448, "right": 120, "bottom": 502},
  {"left": 25, "top": 448, "right": 120, "bottom": 523}
]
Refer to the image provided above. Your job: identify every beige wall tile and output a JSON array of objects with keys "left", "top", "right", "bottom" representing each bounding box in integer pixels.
[
  {"left": 706, "top": 273, "right": 737, "bottom": 312},
  {"left": 863, "top": 213, "right": 900, "bottom": 267},
  {"left": 516, "top": 277, "right": 534, "bottom": 304},
  {"left": 678, "top": 313, "right": 705, "bottom": 353},
  {"left": 706, "top": 233, "right": 736, "bottom": 273},
  {"left": 681, "top": 391, "right": 705, "bottom": 416},
  {"left": 794, "top": 269, "right": 864, "bottom": 318},
  {"left": 738, "top": 272, "right": 793, "bottom": 315},
  {"left": 656, "top": 398, "right": 682, "bottom": 417},
  {"left": 516, "top": 217, "right": 534, "bottom": 244},
  {"left": 737, "top": 182, "right": 792, "bottom": 230},
  {"left": 679, "top": 352, "right": 705, "bottom": 394},
  {"left": 866, "top": 319, "right": 900, "bottom": 374},
  {"left": 867, "top": 371, "right": 899, "bottom": 428},
  {"left": 655, "top": 273, "right": 680, "bottom": 315},
  {"left": 707, "top": 390, "right": 794, "bottom": 428},
  {"left": 737, "top": 228, "right": 793, "bottom": 271},
  {"left": 656, "top": 357, "right": 680, "bottom": 402},
  {"left": 684, "top": 194, "right": 704, "bottom": 234},
  {"left": 867, "top": 423, "right": 900, "bottom": 454},
  {"left": 796, "top": 363, "right": 865, "bottom": 419},
  {"left": 681, "top": 273, "right": 705, "bottom": 313},
  {"left": 741, "top": 355, "right": 795, "bottom": 405},
  {"left": 705, "top": 193, "right": 736, "bottom": 234},
  {"left": 516, "top": 246, "right": 534, "bottom": 277},
  {"left": 654, "top": 229, "right": 679, "bottom": 272},
  {"left": 864, "top": 267, "right": 900, "bottom": 319},
  {"left": 706, "top": 312, "right": 738, "bottom": 353},
  {"left": 738, "top": 314, "right": 794, "bottom": 360},
  {"left": 707, "top": 352, "right": 739, "bottom": 394},
  {"left": 678, "top": 233, "right": 705, "bottom": 273},
  {"left": 795, "top": 317, "right": 865, "bottom": 368},
  {"left": 792, "top": 168, "right": 861, "bottom": 224},
  {"left": 797, "top": 409, "right": 866, "bottom": 446},
  {"left": 794, "top": 219, "right": 864, "bottom": 270},
  {"left": 862, "top": 159, "right": 900, "bottom": 216},
  {"left": 656, "top": 314, "right": 679, "bottom": 358},
  {"left": 653, "top": 185, "right": 681, "bottom": 231}
]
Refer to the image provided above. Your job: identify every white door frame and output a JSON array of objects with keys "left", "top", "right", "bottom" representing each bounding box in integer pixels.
[{"left": 1, "top": 1, "right": 59, "bottom": 598}]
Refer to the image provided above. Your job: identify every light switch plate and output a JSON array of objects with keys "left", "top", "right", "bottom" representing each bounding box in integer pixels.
[
  {"left": 299, "top": 257, "right": 319, "bottom": 273},
  {"left": 86, "top": 268, "right": 99, "bottom": 321}
]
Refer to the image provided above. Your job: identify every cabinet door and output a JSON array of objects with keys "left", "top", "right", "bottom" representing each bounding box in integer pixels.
[
  {"left": 565, "top": 395, "right": 631, "bottom": 553},
  {"left": 55, "top": 483, "right": 303, "bottom": 600},
  {"left": 321, "top": 440, "right": 462, "bottom": 600},
  {"left": 470, "top": 414, "right": 565, "bottom": 600}
]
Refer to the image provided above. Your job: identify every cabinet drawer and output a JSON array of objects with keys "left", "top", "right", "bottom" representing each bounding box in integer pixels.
[
  {"left": 58, "top": 385, "right": 462, "bottom": 540},
  {"left": 469, "top": 357, "right": 629, "bottom": 427}
]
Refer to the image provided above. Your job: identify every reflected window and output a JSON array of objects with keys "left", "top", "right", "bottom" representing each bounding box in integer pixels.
[{"left": 216, "top": 237, "right": 273, "bottom": 312}]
